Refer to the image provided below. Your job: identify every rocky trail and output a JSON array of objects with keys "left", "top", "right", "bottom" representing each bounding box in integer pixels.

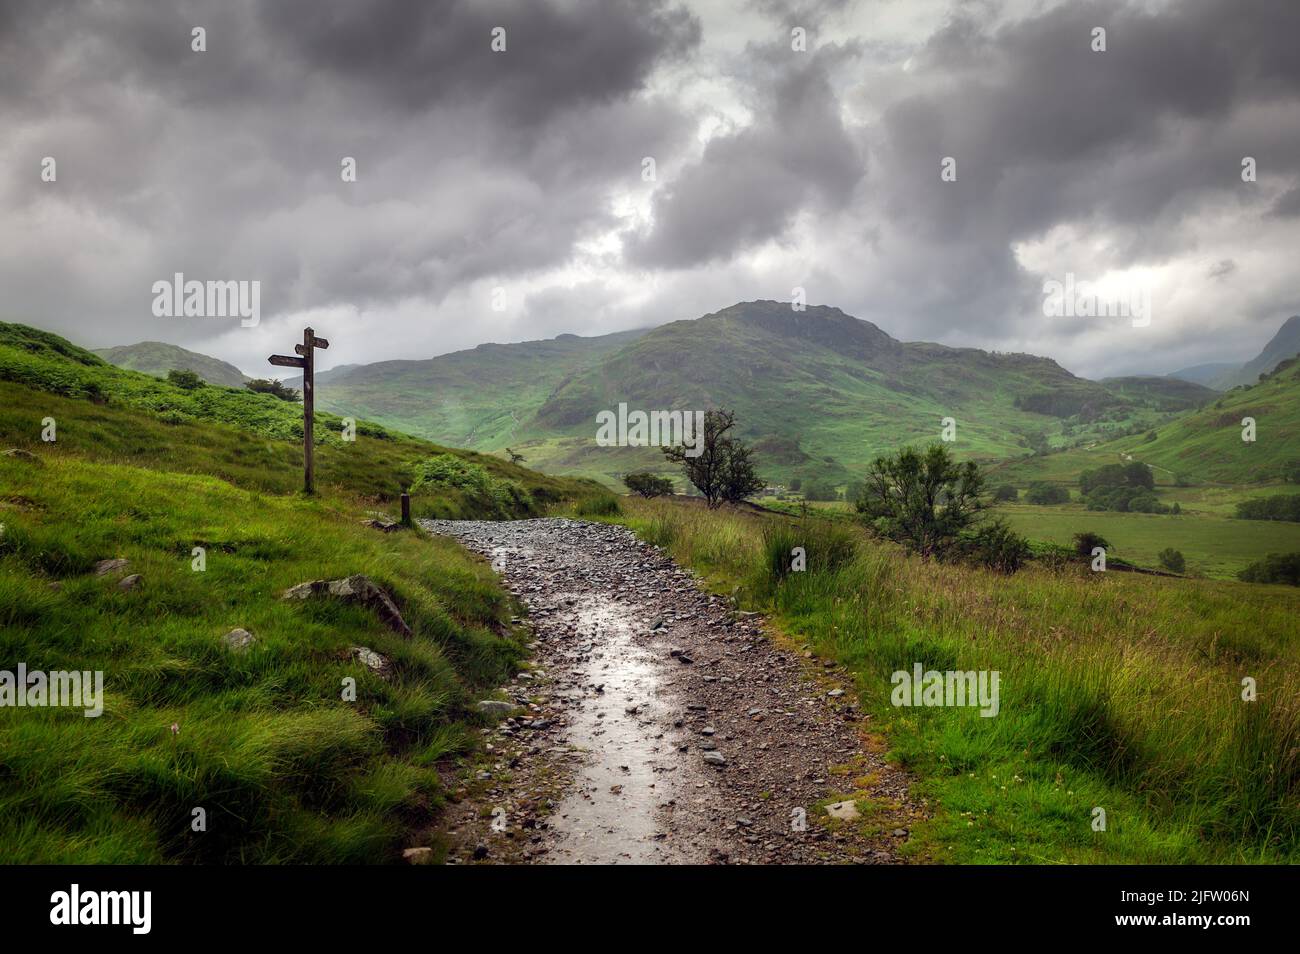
[{"left": 422, "top": 517, "right": 921, "bottom": 865}]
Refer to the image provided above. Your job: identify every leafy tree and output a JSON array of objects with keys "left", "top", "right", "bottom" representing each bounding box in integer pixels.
[
  {"left": 245, "top": 378, "right": 301, "bottom": 402},
  {"left": 663, "top": 408, "right": 763, "bottom": 508},
  {"left": 1157, "top": 548, "right": 1185, "bottom": 573},
  {"left": 993, "top": 484, "right": 1019, "bottom": 502},
  {"left": 1025, "top": 481, "right": 1069, "bottom": 504},
  {"left": 623, "top": 471, "right": 673, "bottom": 498},
  {"left": 855, "top": 444, "right": 986, "bottom": 559},
  {"left": 167, "top": 368, "right": 204, "bottom": 390},
  {"left": 717, "top": 438, "right": 765, "bottom": 505},
  {"left": 787, "top": 477, "right": 802, "bottom": 492}
]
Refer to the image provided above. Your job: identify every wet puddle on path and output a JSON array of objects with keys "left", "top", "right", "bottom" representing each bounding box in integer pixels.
[{"left": 541, "top": 597, "right": 696, "bottom": 864}]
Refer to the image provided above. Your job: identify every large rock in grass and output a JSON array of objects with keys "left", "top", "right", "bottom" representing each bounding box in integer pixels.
[
  {"left": 282, "top": 574, "right": 412, "bottom": 637},
  {"left": 222, "top": 628, "right": 256, "bottom": 652},
  {"left": 94, "top": 558, "right": 130, "bottom": 576},
  {"left": 2, "top": 448, "right": 42, "bottom": 466},
  {"left": 476, "top": 700, "right": 517, "bottom": 717}
]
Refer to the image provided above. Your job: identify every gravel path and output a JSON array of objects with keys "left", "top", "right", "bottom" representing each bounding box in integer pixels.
[{"left": 423, "top": 517, "right": 920, "bottom": 865}]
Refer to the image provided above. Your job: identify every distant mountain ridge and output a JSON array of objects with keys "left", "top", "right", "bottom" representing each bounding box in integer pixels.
[
  {"left": 291, "top": 300, "right": 1212, "bottom": 486},
  {"left": 94, "top": 341, "right": 248, "bottom": 388},
  {"left": 96, "top": 303, "right": 1279, "bottom": 489},
  {"left": 1211, "top": 315, "right": 1300, "bottom": 389},
  {"left": 1165, "top": 316, "right": 1300, "bottom": 390}
]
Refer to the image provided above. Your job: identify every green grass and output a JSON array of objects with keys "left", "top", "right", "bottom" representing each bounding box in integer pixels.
[
  {"left": 0, "top": 450, "right": 521, "bottom": 863},
  {"left": 616, "top": 497, "right": 1300, "bottom": 864},
  {"left": 994, "top": 503, "right": 1300, "bottom": 580},
  {"left": 0, "top": 321, "right": 606, "bottom": 863}
]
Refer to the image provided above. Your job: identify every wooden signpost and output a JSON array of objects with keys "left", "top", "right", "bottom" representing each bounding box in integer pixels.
[{"left": 269, "top": 327, "right": 330, "bottom": 494}]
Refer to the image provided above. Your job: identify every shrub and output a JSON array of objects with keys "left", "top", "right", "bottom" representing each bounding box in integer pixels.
[
  {"left": 993, "top": 484, "right": 1018, "bottom": 502},
  {"left": 1025, "top": 482, "right": 1069, "bottom": 505},
  {"left": 623, "top": 472, "right": 674, "bottom": 498},
  {"left": 856, "top": 444, "right": 985, "bottom": 559},
  {"left": 409, "top": 454, "right": 534, "bottom": 518},
  {"left": 245, "top": 378, "right": 300, "bottom": 402},
  {"left": 1128, "top": 493, "right": 1170, "bottom": 514},
  {"left": 166, "top": 369, "right": 204, "bottom": 390},
  {"left": 1073, "top": 531, "right": 1110, "bottom": 557},
  {"left": 958, "top": 519, "right": 1031, "bottom": 573},
  {"left": 1235, "top": 495, "right": 1300, "bottom": 523},
  {"left": 1238, "top": 552, "right": 1300, "bottom": 585},
  {"left": 1158, "top": 548, "right": 1186, "bottom": 573}
]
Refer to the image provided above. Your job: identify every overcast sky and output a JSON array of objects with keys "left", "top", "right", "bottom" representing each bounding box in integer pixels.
[{"left": 3, "top": 0, "right": 1298, "bottom": 378}]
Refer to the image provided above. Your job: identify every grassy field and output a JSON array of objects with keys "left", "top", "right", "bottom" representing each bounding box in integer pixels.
[
  {"left": 758, "top": 487, "right": 1300, "bottom": 580},
  {"left": 613, "top": 497, "right": 1300, "bottom": 864},
  {"left": 0, "top": 324, "right": 605, "bottom": 863},
  {"left": 994, "top": 504, "right": 1300, "bottom": 579}
]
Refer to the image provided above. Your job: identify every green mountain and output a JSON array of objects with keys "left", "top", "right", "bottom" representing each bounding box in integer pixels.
[
  {"left": 1210, "top": 315, "right": 1300, "bottom": 390},
  {"left": 1098, "top": 376, "right": 1218, "bottom": 411},
  {"left": 305, "top": 328, "right": 650, "bottom": 451},
  {"left": 311, "top": 301, "right": 1190, "bottom": 488},
  {"left": 996, "top": 354, "right": 1300, "bottom": 488},
  {"left": 94, "top": 341, "right": 249, "bottom": 388}
]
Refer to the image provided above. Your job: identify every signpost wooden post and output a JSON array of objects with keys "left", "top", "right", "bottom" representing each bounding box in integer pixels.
[{"left": 269, "top": 327, "right": 330, "bottom": 494}]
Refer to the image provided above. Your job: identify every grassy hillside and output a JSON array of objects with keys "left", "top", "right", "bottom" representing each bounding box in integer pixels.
[
  {"left": 994, "top": 356, "right": 1300, "bottom": 488},
  {"left": 1098, "top": 375, "right": 1218, "bottom": 410},
  {"left": 307, "top": 328, "right": 649, "bottom": 449},
  {"left": 613, "top": 497, "right": 1300, "bottom": 863},
  {"left": 94, "top": 341, "right": 249, "bottom": 388},
  {"left": 0, "top": 321, "right": 603, "bottom": 863}
]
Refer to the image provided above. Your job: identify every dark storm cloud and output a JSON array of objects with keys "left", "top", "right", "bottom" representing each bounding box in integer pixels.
[
  {"left": 2, "top": 0, "right": 1298, "bottom": 378},
  {"left": 625, "top": 43, "right": 865, "bottom": 268},
  {"left": 880, "top": 0, "right": 1300, "bottom": 238},
  {"left": 0, "top": 0, "right": 700, "bottom": 351},
  {"left": 261, "top": 0, "right": 700, "bottom": 126},
  {"left": 860, "top": 0, "right": 1300, "bottom": 343}
]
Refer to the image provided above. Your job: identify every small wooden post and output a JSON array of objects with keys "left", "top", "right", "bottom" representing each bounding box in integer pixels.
[
  {"left": 269, "top": 327, "right": 330, "bottom": 494},
  {"left": 400, "top": 492, "right": 411, "bottom": 527}
]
